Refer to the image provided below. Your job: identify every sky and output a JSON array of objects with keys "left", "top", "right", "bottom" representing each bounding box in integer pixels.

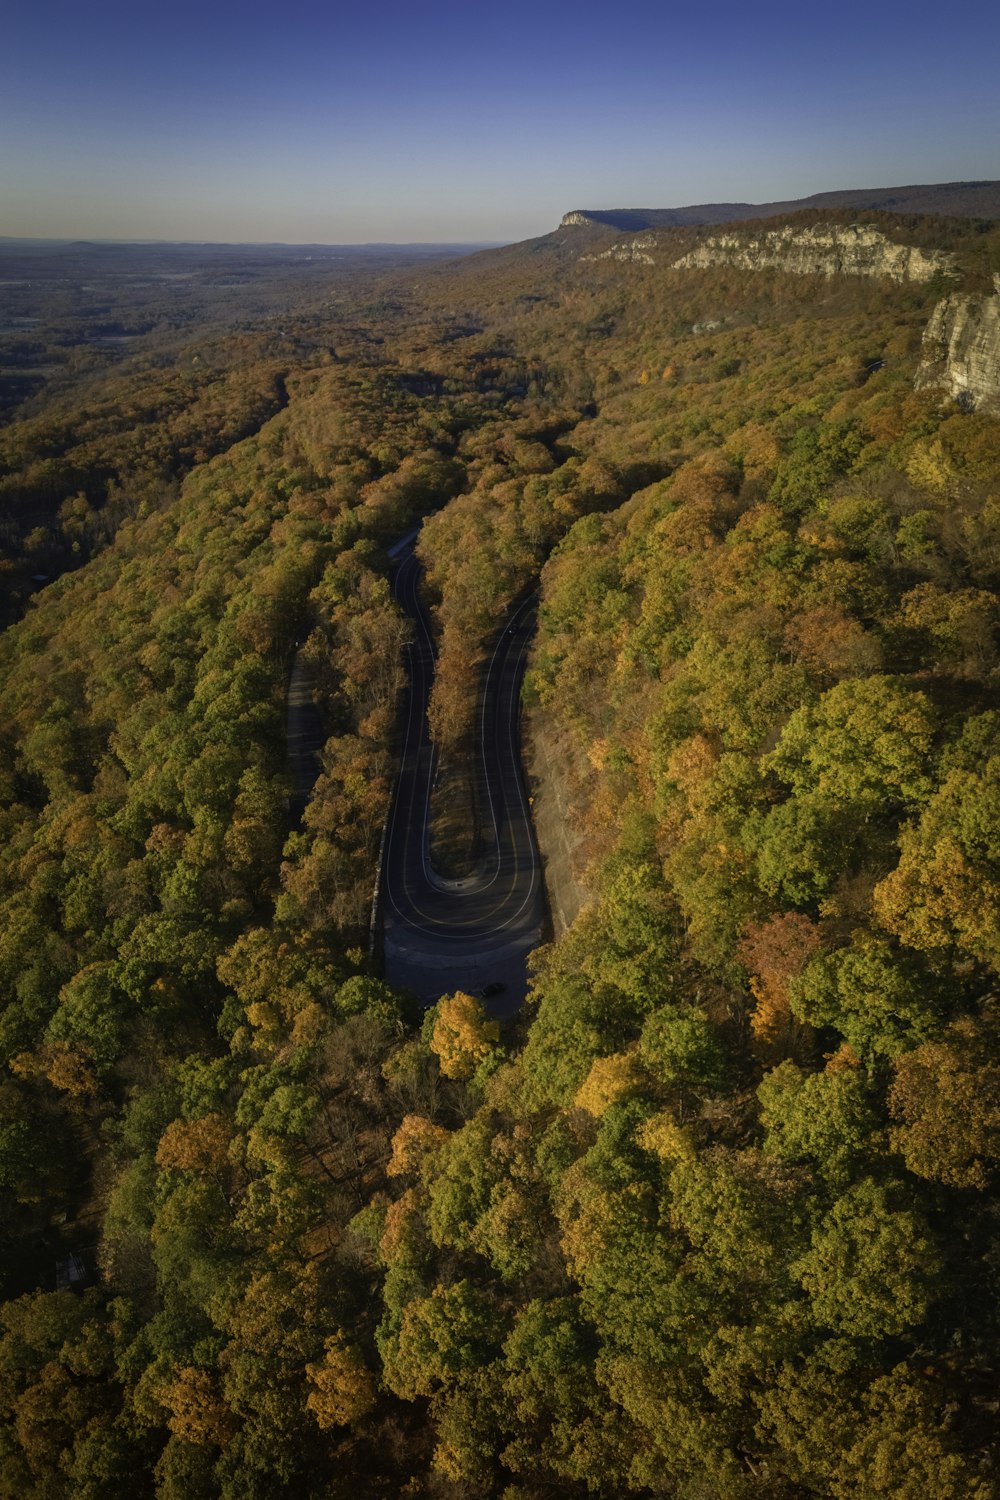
[{"left": 2, "top": 0, "right": 999, "bottom": 245}]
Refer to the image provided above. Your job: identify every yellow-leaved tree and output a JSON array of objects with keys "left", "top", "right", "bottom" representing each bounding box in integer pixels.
[
  {"left": 305, "top": 1333, "right": 378, "bottom": 1429},
  {"left": 159, "top": 1366, "right": 237, "bottom": 1448},
  {"left": 428, "top": 993, "right": 500, "bottom": 1079}
]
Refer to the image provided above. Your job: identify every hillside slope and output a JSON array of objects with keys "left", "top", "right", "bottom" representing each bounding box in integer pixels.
[
  {"left": 560, "top": 178, "right": 1000, "bottom": 231},
  {"left": 0, "top": 206, "right": 998, "bottom": 1497}
]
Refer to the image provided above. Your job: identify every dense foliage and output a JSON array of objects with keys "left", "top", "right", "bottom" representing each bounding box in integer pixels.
[{"left": 1, "top": 214, "right": 999, "bottom": 1496}]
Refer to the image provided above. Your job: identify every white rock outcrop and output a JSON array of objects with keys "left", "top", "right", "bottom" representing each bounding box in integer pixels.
[
  {"left": 671, "top": 224, "right": 954, "bottom": 284},
  {"left": 582, "top": 237, "right": 656, "bottom": 266},
  {"left": 916, "top": 277, "right": 1000, "bottom": 410}
]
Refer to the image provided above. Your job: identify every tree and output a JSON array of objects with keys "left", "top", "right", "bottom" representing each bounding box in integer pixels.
[
  {"left": 898, "top": 582, "right": 998, "bottom": 679},
  {"left": 305, "top": 1334, "right": 377, "bottom": 1429},
  {"left": 159, "top": 1367, "right": 237, "bottom": 1448},
  {"left": 520, "top": 973, "right": 615, "bottom": 1110},
  {"left": 637, "top": 1005, "right": 724, "bottom": 1090},
  {"left": 738, "top": 913, "right": 821, "bottom": 1055},
  {"left": 792, "top": 1179, "right": 940, "bottom": 1338},
  {"left": 782, "top": 603, "right": 883, "bottom": 682},
  {"left": 500, "top": 1299, "right": 603, "bottom": 1487},
  {"left": 874, "top": 752, "right": 1000, "bottom": 971},
  {"left": 889, "top": 1021, "right": 1000, "bottom": 1189},
  {"left": 426, "top": 1114, "right": 499, "bottom": 1252},
  {"left": 765, "top": 676, "right": 936, "bottom": 809},
  {"left": 759, "top": 1357, "right": 992, "bottom": 1499},
  {"left": 753, "top": 794, "right": 861, "bottom": 907},
  {"left": 790, "top": 938, "right": 946, "bottom": 1059},
  {"left": 758, "top": 1059, "right": 879, "bottom": 1183},
  {"left": 427, "top": 993, "right": 500, "bottom": 1081},
  {"left": 386, "top": 1115, "right": 450, "bottom": 1181},
  {"left": 574, "top": 1053, "right": 642, "bottom": 1117},
  {"left": 47, "top": 963, "right": 125, "bottom": 1074},
  {"left": 386, "top": 1281, "right": 504, "bottom": 1400},
  {"left": 155, "top": 1114, "right": 232, "bottom": 1178}
]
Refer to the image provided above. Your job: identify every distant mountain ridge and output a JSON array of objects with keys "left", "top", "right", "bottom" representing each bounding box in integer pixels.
[{"left": 560, "top": 180, "right": 1000, "bottom": 232}]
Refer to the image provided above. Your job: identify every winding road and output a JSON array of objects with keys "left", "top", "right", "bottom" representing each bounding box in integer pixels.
[{"left": 381, "top": 542, "right": 547, "bottom": 1014}]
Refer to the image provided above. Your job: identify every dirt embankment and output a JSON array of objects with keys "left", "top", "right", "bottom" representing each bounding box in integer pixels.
[{"left": 524, "top": 712, "right": 590, "bottom": 937}]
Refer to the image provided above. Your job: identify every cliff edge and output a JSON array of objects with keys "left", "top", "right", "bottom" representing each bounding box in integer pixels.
[
  {"left": 917, "top": 278, "right": 1000, "bottom": 411},
  {"left": 671, "top": 223, "right": 954, "bottom": 284}
]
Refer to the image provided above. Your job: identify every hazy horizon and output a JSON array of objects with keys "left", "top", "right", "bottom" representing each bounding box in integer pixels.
[
  {"left": 0, "top": 234, "right": 504, "bottom": 248},
  {"left": 4, "top": 0, "right": 1000, "bottom": 244}
]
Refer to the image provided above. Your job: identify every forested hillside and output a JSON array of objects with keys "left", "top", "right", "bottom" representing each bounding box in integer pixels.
[{"left": 1, "top": 212, "right": 999, "bottom": 1497}]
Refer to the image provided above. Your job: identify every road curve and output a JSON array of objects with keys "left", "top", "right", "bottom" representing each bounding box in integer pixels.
[{"left": 381, "top": 545, "right": 547, "bottom": 1013}]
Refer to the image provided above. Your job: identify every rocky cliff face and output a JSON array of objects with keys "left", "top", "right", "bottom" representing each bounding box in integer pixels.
[
  {"left": 916, "top": 278, "right": 1000, "bottom": 411},
  {"left": 671, "top": 224, "right": 954, "bottom": 283},
  {"left": 561, "top": 208, "right": 1000, "bottom": 409},
  {"left": 582, "top": 236, "right": 656, "bottom": 266}
]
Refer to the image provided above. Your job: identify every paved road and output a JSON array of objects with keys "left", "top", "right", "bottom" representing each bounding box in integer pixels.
[{"left": 382, "top": 545, "right": 547, "bottom": 1015}]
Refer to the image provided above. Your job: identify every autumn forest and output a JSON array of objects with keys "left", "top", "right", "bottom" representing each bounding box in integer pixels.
[{"left": 1, "top": 209, "right": 1000, "bottom": 1497}]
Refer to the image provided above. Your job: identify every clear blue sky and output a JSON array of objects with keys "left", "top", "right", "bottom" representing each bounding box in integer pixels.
[{"left": 2, "top": 0, "right": 999, "bottom": 244}]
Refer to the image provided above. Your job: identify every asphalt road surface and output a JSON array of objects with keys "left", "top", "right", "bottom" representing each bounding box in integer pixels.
[{"left": 381, "top": 545, "right": 547, "bottom": 1016}]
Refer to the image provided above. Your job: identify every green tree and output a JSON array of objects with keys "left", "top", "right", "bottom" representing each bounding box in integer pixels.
[
  {"left": 792, "top": 1179, "right": 941, "bottom": 1338},
  {"left": 387, "top": 1280, "right": 504, "bottom": 1400},
  {"left": 765, "top": 676, "right": 936, "bottom": 809},
  {"left": 790, "top": 938, "right": 946, "bottom": 1059}
]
